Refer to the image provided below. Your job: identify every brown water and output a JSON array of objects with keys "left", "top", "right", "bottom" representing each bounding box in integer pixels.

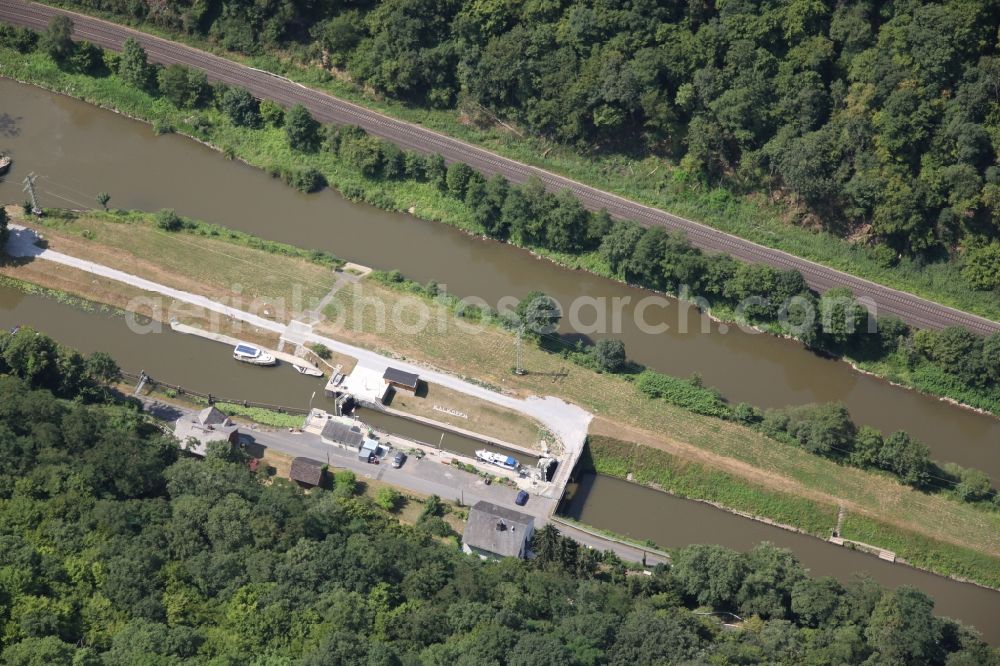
[
  {"left": 562, "top": 473, "right": 1000, "bottom": 643},
  {"left": 2, "top": 281, "right": 998, "bottom": 643},
  {"left": 0, "top": 285, "right": 332, "bottom": 408},
  {"left": 354, "top": 407, "right": 539, "bottom": 464},
  {"left": 2, "top": 79, "right": 998, "bottom": 477}
]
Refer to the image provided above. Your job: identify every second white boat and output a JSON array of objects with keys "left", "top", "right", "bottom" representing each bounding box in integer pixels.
[{"left": 233, "top": 343, "right": 276, "bottom": 366}]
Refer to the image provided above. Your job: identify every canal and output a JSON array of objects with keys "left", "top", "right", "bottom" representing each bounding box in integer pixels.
[
  {"left": 1, "top": 226, "right": 997, "bottom": 646},
  {"left": 562, "top": 473, "right": 1000, "bottom": 644},
  {"left": 2, "top": 79, "right": 1000, "bottom": 640},
  {"left": 354, "top": 407, "right": 541, "bottom": 466},
  {"left": 2, "top": 78, "right": 997, "bottom": 479}
]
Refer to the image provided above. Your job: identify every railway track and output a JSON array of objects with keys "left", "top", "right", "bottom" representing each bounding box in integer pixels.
[{"left": 2, "top": 0, "right": 998, "bottom": 334}]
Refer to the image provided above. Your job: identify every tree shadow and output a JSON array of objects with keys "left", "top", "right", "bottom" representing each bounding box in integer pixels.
[{"left": 0, "top": 113, "right": 22, "bottom": 139}]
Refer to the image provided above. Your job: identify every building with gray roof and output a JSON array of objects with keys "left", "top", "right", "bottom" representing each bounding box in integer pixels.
[{"left": 462, "top": 501, "right": 535, "bottom": 559}]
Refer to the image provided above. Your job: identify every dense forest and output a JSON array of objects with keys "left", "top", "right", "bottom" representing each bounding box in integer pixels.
[
  {"left": 1, "top": 328, "right": 999, "bottom": 664},
  {"left": 53, "top": 0, "right": 1000, "bottom": 275}
]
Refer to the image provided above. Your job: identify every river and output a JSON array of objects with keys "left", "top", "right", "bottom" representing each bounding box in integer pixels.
[
  {"left": 562, "top": 473, "right": 1000, "bottom": 643},
  {"left": 2, "top": 78, "right": 997, "bottom": 479},
  {"left": 1, "top": 285, "right": 997, "bottom": 641},
  {"left": 2, "top": 75, "right": 1000, "bottom": 639}
]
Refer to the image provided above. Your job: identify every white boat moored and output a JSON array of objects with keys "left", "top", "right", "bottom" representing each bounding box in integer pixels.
[
  {"left": 476, "top": 449, "right": 520, "bottom": 471},
  {"left": 294, "top": 364, "right": 324, "bottom": 377},
  {"left": 233, "top": 343, "right": 277, "bottom": 366}
]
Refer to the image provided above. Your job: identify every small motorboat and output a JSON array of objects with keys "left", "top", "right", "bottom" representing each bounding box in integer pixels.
[
  {"left": 0, "top": 155, "right": 10, "bottom": 175},
  {"left": 232, "top": 343, "right": 276, "bottom": 366},
  {"left": 293, "top": 364, "right": 324, "bottom": 377}
]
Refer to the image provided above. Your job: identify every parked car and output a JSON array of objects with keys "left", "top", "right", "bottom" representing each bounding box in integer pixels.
[
  {"left": 515, "top": 490, "right": 529, "bottom": 506},
  {"left": 392, "top": 451, "right": 407, "bottom": 469}
]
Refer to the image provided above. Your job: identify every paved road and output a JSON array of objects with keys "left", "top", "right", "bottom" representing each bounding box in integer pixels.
[
  {"left": 1, "top": 0, "right": 997, "bottom": 335},
  {"left": 147, "top": 398, "right": 665, "bottom": 565}
]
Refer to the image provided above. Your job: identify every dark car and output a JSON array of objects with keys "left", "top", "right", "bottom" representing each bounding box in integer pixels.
[
  {"left": 515, "top": 490, "right": 529, "bottom": 506},
  {"left": 392, "top": 451, "right": 407, "bottom": 469}
]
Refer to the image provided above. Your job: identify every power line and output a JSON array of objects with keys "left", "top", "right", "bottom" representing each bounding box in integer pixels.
[{"left": 39, "top": 188, "right": 91, "bottom": 210}]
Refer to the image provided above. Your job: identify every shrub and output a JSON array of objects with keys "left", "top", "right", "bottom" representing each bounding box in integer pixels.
[
  {"left": 282, "top": 167, "right": 327, "bottom": 193},
  {"left": 155, "top": 209, "right": 184, "bottom": 232},
  {"left": 420, "top": 494, "right": 444, "bottom": 520},
  {"left": 0, "top": 24, "right": 39, "bottom": 53},
  {"left": 259, "top": 99, "right": 285, "bottom": 127},
  {"left": 593, "top": 338, "right": 627, "bottom": 373},
  {"left": 308, "top": 343, "right": 332, "bottom": 360},
  {"left": 954, "top": 467, "right": 993, "bottom": 503},
  {"left": 762, "top": 403, "right": 856, "bottom": 456},
  {"left": 220, "top": 87, "right": 261, "bottom": 128},
  {"left": 285, "top": 104, "right": 321, "bottom": 152},
  {"left": 117, "top": 37, "right": 153, "bottom": 90},
  {"left": 375, "top": 487, "right": 402, "bottom": 511},
  {"left": 635, "top": 370, "right": 730, "bottom": 417},
  {"left": 962, "top": 242, "right": 1000, "bottom": 291},
  {"left": 333, "top": 470, "right": 357, "bottom": 496}
]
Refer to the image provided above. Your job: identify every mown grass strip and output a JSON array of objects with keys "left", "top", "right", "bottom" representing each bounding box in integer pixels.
[
  {"left": 585, "top": 435, "right": 839, "bottom": 537},
  {"left": 839, "top": 513, "right": 1000, "bottom": 590}
]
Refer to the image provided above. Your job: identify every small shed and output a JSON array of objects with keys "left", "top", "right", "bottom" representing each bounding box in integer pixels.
[
  {"left": 321, "top": 418, "right": 365, "bottom": 449},
  {"left": 462, "top": 501, "right": 535, "bottom": 559},
  {"left": 383, "top": 367, "right": 420, "bottom": 393},
  {"left": 289, "top": 457, "right": 326, "bottom": 487},
  {"left": 173, "top": 406, "right": 240, "bottom": 456},
  {"left": 358, "top": 437, "right": 380, "bottom": 462}
]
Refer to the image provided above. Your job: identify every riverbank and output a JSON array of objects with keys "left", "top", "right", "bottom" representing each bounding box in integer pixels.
[
  {"left": 583, "top": 434, "right": 1000, "bottom": 590},
  {"left": 4, "top": 210, "right": 999, "bottom": 589},
  {"left": 2, "top": 49, "right": 999, "bottom": 424},
  {"left": 8, "top": 5, "right": 1000, "bottom": 327}
]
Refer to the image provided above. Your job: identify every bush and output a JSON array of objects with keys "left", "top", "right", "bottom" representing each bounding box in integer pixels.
[
  {"left": 762, "top": 403, "right": 856, "bottom": 456},
  {"left": 962, "top": 242, "right": 1000, "bottom": 291},
  {"left": 155, "top": 209, "right": 184, "bottom": 232},
  {"left": 220, "top": 87, "right": 261, "bottom": 128},
  {"left": 285, "top": 104, "right": 321, "bottom": 152},
  {"left": 117, "top": 37, "right": 153, "bottom": 90},
  {"left": 259, "top": 99, "right": 285, "bottom": 127},
  {"left": 375, "top": 487, "right": 402, "bottom": 511},
  {"left": 593, "top": 338, "right": 627, "bottom": 373},
  {"left": 157, "top": 64, "right": 208, "bottom": 108},
  {"left": 635, "top": 370, "right": 730, "bottom": 417},
  {"left": 308, "top": 343, "right": 332, "bottom": 360},
  {"left": 333, "top": 470, "right": 357, "bottom": 496},
  {"left": 953, "top": 467, "right": 993, "bottom": 503},
  {"left": 731, "top": 402, "right": 762, "bottom": 425},
  {"left": 281, "top": 167, "right": 327, "bottom": 193},
  {"left": 418, "top": 515, "right": 455, "bottom": 537},
  {"left": 420, "top": 494, "right": 444, "bottom": 520},
  {"left": 0, "top": 24, "right": 39, "bottom": 53}
]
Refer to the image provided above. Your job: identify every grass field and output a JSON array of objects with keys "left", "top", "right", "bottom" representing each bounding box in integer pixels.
[
  {"left": 6, "top": 21, "right": 999, "bottom": 324},
  {"left": 20, "top": 209, "right": 336, "bottom": 316}
]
